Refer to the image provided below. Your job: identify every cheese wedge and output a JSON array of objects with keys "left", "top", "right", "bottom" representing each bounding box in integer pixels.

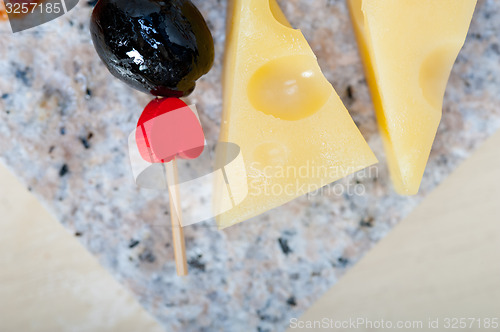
[
  {"left": 348, "top": 0, "right": 477, "bottom": 195},
  {"left": 215, "top": 0, "right": 377, "bottom": 228}
]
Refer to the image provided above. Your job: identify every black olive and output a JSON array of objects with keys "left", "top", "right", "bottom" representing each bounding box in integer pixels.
[{"left": 90, "top": 0, "right": 214, "bottom": 97}]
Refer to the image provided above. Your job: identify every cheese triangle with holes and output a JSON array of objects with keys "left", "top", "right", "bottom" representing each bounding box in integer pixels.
[
  {"left": 348, "top": 0, "right": 477, "bottom": 194},
  {"left": 215, "top": 0, "right": 377, "bottom": 228}
]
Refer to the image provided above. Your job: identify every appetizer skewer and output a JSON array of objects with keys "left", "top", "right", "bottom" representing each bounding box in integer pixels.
[{"left": 90, "top": 0, "right": 214, "bottom": 275}]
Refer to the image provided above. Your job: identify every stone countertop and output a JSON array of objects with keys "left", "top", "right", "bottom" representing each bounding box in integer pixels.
[{"left": 0, "top": 1, "right": 499, "bottom": 331}]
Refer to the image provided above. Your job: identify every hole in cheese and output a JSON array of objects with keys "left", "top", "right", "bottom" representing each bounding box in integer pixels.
[
  {"left": 268, "top": 0, "right": 292, "bottom": 28},
  {"left": 419, "top": 43, "right": 460, "bottom": 109},
  {"left": 253, "top": 141, "right": 290, "bottom": 170},
  {"left": 247, "top": 55, "right": 331, "bottom": 121}
]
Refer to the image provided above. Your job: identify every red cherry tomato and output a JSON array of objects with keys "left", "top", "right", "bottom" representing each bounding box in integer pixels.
[{"left": 136, "top": 98, "right": 205, "bottom": 163}]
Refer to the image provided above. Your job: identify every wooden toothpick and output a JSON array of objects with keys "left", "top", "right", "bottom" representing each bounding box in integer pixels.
[{"left": 165, "top": 158, "right": 188, "bottom": 276}]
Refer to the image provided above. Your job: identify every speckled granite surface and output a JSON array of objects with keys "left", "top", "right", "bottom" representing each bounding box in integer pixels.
[{"left": 0, "top": 1, "right": 499, "bottom": 331}]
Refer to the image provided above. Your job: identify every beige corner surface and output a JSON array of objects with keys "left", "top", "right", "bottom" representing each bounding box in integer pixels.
[
  {"left": 289, "top": 130, "right": 500, "bottom": 331},
  {"left": 0, "top": 165, "right": 164, "bottom": 332}
]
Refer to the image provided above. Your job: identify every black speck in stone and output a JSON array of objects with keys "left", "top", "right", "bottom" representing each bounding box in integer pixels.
[
  {"left": 59, "top": 164, "right": 69, "bottom": 177},
  {"left": 48, "top": 146, "right": 55, "bottom": 153},
  {"left": 257, "top": 311, "right": 268, "bottom": 321},
  {"left": 360, "top": 216, "right": 374, "bottom": 227},
  {"left": 85, "top": 88, "right": 92, "bottom": 98},
  {"left": 347, "top": 85, "right": 354, "bottom": 100},
  {"left": 79, "top": 137, "right": 91, "bottom": 149},
  {"left": 128, "top": 239, "right": 140, "bottom": 248},
  {"left": 188, "top": 254, "right": 206, "bottom": 271},
  {"left": 60, "top": 127, "right": 66, "bottom": 135},
  {"left": 286, "top": 296, "right": 297, "bottom": 307},
  {"left": 337, "top": 257, "right": 349, "bottom": 267},
  {"left": 278, "top": 237, "right": 292, "bottom": 255},
  {"left": 5, "top": 110, "right": 10, "bottom": 114},
  {"left": 257, "top": 327, "right": 270, "bottom": 332},
  {"left": 75, "top": 232, "right": 82, "bottom": 237},
  {"left": 471, "top": 32, "right": 482, "bottom": 40},
  {"left": 490, "top": 43, "right": 500, "bottom": 55},
  {"left": 139, "top": 250, "right": 156, "bottom": 263},
  {"left": 439, "top": 154, "right": 449, "bottom": 166},
  {"left": 15, "top": 67, "right": 32, "bottom": 86},
  {"left": 256, "top": 309, "right": 279, "bottom": 323},
  {"left": 1, "top": 93, "right": 8, "bottom": 99}
]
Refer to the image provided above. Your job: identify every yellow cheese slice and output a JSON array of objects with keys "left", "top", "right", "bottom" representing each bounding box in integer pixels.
[
  {"left": 215, "top": 0, "right": 377, "bottom": 228},
  {"left": 348, "top": 0, "right": 477, "bottom": 195}
]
